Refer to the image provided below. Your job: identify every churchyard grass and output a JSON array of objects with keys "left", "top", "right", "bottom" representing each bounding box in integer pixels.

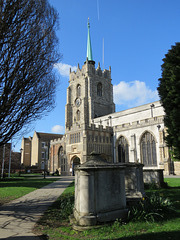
[
  {"left": 34, "top": 178, "right": 180, "bottom": 240},
  {"left": 0, "top": 177, "right": 59, "bottom": 205}
]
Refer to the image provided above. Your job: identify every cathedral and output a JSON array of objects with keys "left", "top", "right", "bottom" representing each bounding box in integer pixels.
[
  {"left": 48, "top": 20, "right": 179, "bottom": 177},
  {"left": 21, "top": 20, "right": 179, "bottom": 177}
]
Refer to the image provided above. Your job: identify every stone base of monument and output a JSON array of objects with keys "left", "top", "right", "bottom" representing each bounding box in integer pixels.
[
  {"left": 73, "top": 153, "right": 128, "bottom": 228},
  {"left": 73, "top": 208, "right": 128, "bottom": 227},
  {"left": 123, "top": 163, "right": 145, "bottom": 205},
  {"left": 69, "top": 214, "right": 109, "bottom": 231},
  {"left": 126, "top": 191, "right": 143, "bottom": 206}
]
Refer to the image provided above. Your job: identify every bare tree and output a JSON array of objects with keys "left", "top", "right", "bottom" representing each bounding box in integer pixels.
[{"left": 0, "top": 0, "right": 61, "bottom": 146}]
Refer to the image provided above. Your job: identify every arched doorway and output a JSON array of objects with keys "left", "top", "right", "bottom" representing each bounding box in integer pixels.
[
  {"left": 140, "top": 131, "right": 157, "bottom": 166},
  {"left": 117, "top": 136, "right": 129, "bottom": 163},
  {"left": 71, "top": 156, "right": 80, "bottom": 176}
]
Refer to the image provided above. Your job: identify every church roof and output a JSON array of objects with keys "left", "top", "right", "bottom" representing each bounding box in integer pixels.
[{"left": 35, "top": 132, "right": 63, "bottom": 141}]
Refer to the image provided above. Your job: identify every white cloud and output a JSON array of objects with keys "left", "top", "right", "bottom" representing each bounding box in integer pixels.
[
  {"left": 51, "top": 125, "right": 65, "bottom": 134},
  {"left": 113, "top": 80, "right": 159, "bottom": 107},
  {"left": 54, "top": 63, "right": 77, "bottom": 77}
]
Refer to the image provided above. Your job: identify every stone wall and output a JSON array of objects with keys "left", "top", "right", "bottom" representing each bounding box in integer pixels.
[{"left": 143, "top": 169, "right": 164, "bottom": 186}]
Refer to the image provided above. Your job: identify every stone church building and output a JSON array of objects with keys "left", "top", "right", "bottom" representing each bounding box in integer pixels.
[{"left": 49, "top": 20, "right": 179, "bottom": 176}]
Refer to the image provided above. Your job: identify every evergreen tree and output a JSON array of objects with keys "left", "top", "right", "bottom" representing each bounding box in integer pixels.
[{"left": 158, "top": 42, "right": 180, "bottom": 160}]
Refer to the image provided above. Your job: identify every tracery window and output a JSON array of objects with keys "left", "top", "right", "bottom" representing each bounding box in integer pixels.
[
  {"left": 117, "top": 136, "right": 129, "bottom": 163},
  {"left": 77, "top": 84, "right": 81, "bottom": 97},
  {"left": 140, "top": 132, "right": 157, "bottom": 166},
  {"left": 97, "top": 82, "right": 102, "bottom": 97},
  {"left": 70, "top": 133, "right": 81, "bottom": 144},
  {"left": 59, "top": 146, "right": 66, "bottom": 173}
]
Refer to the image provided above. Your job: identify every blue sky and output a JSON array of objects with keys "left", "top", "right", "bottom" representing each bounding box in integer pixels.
[{"left": 13, "top": 0, "right": 180, "bottom": 151}]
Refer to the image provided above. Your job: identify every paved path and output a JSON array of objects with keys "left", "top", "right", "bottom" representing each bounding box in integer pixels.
[
  {"left": 164, "top": 175, "right": 180, "bottom": 178},
  {"left": 0, "top": 176, "right": 74, "bottom": 240}
]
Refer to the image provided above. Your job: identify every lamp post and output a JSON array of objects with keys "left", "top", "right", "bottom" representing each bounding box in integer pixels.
[
  {"left": 8, "top": 139, "right": 12, "bottom": 178},
  {"left": 19, "top": 148, "right": 23, "bottom": 177},
  {"left": 1, "top": 144, "right": 5, "bottom": 179}
]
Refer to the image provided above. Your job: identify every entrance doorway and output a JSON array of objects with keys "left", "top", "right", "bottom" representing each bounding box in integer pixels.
[{"left": 71, "top": 156, "right": 80, "bottom": 176}]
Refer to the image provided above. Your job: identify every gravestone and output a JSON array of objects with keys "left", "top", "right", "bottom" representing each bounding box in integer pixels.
[{"left": 73, "top": 153, "right": 128, "bottom": 227}]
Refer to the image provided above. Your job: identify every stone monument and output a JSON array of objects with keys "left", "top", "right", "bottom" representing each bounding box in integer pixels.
[{"left": 73, "top": 153, "right": 128, "bottom": 227}]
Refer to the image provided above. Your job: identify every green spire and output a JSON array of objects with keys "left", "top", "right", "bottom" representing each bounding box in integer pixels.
[{"left": 87, "top": 18, "right": 93, "bottom": 61}]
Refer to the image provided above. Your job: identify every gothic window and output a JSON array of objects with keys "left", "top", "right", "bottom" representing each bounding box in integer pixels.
[
  {"left": 152, "top": 140, "right": 157, "bottom": 165},
  {"left": 140, "top": 132, "right": 157, "bottom": 166},
  {"left": 76, "top": 110, "right": 80, "bottom": 121},
  {"left": 117, "top": 136, "right": 129, "bottom": 163},
  {"left": 70, "top": 133, "right": 81, "bottom": 144},
  {"left": 77, "top": 84, "right": 81, "bottom": 97},
  {"left": 59, "top": 146, "right": 66, "bottom": 173},
  {"left": 142, "top": 142, "right": 147, "bottom": 166},
  {"left": 97, "top": 82, "right": 102, "bottom": 97}
]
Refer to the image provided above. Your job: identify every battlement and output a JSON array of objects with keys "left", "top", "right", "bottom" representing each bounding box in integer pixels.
[
  {"left": 66, "top": 122, "right": 113, "bottom": 134},
  {"left": 114, "top": 116, "right": 164, "bottom": 131},
  {"left": 87, "top": 123, "right": 113, "bottom": 133},
  {"left": 50, "top": 135, "right": 65, "bottom": 145},
  {"left": 69, "top": 60, "right": 111, "bottom": 81}
]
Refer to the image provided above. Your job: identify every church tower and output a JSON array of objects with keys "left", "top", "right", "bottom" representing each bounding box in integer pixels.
[
  {"left": 65, "top": 19, "right": 115, "bottom": 131},
  {"left": 65, "top": 19, "right": 114, "bottom": 165}
]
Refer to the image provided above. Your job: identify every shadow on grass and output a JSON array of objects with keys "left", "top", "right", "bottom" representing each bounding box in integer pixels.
[
  {"left": 0, "top": 178, "right": 59, "bottom": 188},
  {"left": 5, "top": 234, "right": 48, "bottom": 240},
  {"left": 113, "top": 230, "right": 180, "bottom": 240}
]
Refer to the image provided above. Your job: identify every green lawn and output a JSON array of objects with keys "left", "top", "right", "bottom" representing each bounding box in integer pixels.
[
  {"left": 0, "top": 177, "right": 59, "bottom": 205},
  {"left": 34, "top": 178, "right": 180, "bottom": 240},
  {"left": 164, "top": 178, "right": 180, "bottom": 187}
]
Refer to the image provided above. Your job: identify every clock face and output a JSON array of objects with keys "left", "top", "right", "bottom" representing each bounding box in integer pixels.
[{"left": 75, "top": 98, "right": 81, "bottom": 107}]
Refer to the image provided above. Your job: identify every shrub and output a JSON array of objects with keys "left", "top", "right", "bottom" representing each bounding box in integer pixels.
[
  {"left": 46, "top": 192, "right": 74, "bottom": 223},
  {"left": 128, "top": 192, "right": 174, "bottom": 222}
]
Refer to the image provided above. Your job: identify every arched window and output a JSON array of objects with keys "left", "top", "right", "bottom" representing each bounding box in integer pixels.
[
  {"left": 76, "top": 110, "right": 80, "bottom": 121},
  {"left": 97, "top": 82, "right": 102, "bottom": 97},
  {"left": 58, "top": 146, "right": 66, "bottom": 174},
  {"left": 117, "top": 136, "right": 129, "bottom": 163},
  {"left": 140, "top": 132, "right": 157, "bottom": 166},
  {"left": 77, "top": 84, "right": 81, "bottom": 97}
]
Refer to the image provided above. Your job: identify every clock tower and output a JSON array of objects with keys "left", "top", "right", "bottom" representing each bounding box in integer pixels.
[
  {"left": 65, "top": 19, "right": 115, "bottom": 131},
  {"left": 65, "top": 19, "right": 115, "bottom": 164}
]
